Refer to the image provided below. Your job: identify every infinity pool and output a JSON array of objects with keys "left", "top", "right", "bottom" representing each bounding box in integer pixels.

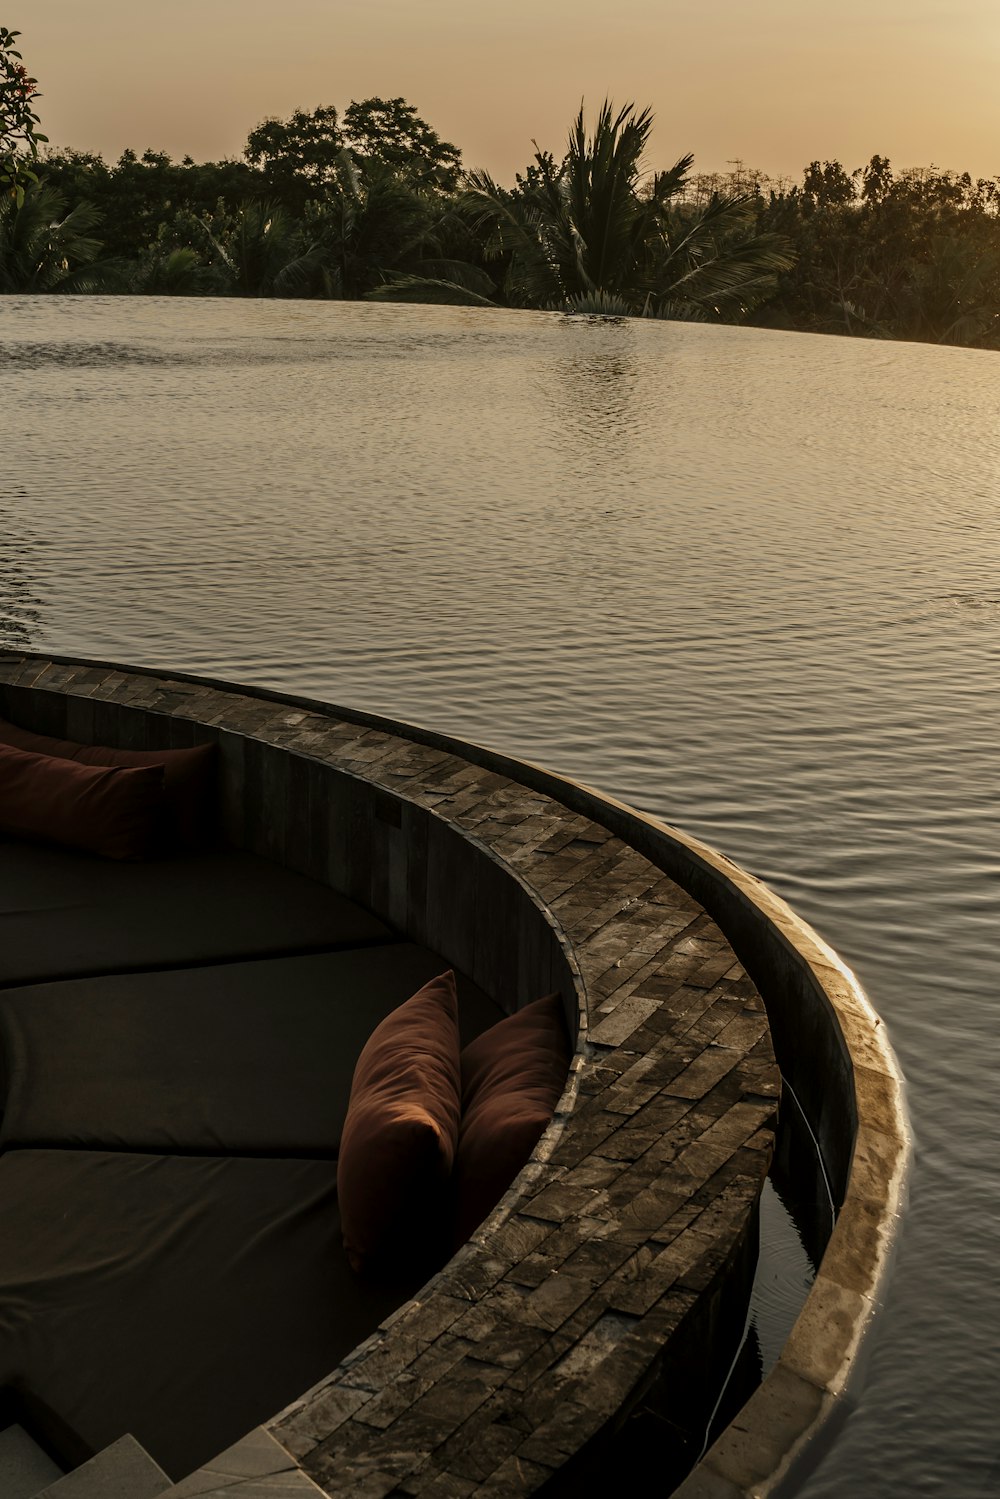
[{"left": 2, "top": 296, "right": 998, "bottom": 1496}]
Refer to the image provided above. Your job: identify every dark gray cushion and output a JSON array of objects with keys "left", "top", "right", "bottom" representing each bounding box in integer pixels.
[
  {"left": 0, "top": 944, "right": 503, "bottom": 1154},
  {"left": 0, "top": 1150, "right": 412, "bottom": 1481},
  {"left": 0, "top": 841, "right": 392, "bottom": 987}
]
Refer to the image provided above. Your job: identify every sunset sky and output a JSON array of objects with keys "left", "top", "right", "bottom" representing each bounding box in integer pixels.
[{"left": 20, "top": 1, "right": 1000, "bottom": 185}]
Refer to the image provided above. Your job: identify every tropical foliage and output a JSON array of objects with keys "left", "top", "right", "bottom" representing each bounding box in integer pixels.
[
  {"left": 0, "top": 26, "right": 46, "bottom": 202},
  {"left": 745, "top": 157, "right": 1000, "bottom": 346},
  {"left": 244, "top": 98, "right": 462, "bottom": 207},
  {"left": 340, "top": 98, "right": 462, "bottom": 189},
  {"left": 2, "top": 33, "right": 998, "bottom": 351},
  {"left": 458, "top": 102, "right": 794, "bottom": 318},
  {"left": 0, "top": 183, "right": 103, "bottom": 293},
  {"left": 299, "top": 152, "right": 445, "bottom": 300}
]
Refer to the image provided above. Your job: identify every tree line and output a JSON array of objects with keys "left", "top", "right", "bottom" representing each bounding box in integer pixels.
[{"left": 2, "top": 44, "right": 999, "bottom": 348}]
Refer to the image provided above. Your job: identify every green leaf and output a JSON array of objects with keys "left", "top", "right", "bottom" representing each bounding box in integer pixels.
[{"left": 366, "top": 274, "right": 497, "bottom": 307}]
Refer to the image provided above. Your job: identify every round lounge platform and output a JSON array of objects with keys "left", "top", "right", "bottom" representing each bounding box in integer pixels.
[{"left": 0, "top": 652, "right": 908, "bottom": 1499}]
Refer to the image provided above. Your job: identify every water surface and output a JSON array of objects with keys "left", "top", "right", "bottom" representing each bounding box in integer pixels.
[{"left": 2, "top": 297, "right": 998, "bottom": 1496}]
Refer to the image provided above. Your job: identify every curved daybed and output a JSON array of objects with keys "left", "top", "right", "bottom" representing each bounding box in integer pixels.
[{"left": 0, "top": 652, "right": 906, "bottom": 1499}]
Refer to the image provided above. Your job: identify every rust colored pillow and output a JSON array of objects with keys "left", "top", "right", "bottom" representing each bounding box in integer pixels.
[
  {"left": 454, "top": 992, "right": 571, "bottom": 1244},
  {"left": 0, "top": 741, "right": 165, "bottom": 861},
  {"left": 0, "top": 716, "right": 216, "bottom": 849},
  {"left": 338, "top": 970, "right": 462, "bottom": 1276}
]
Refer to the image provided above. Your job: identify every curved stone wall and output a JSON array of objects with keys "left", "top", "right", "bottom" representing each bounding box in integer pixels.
[{"left": 0, "top": 651, "right": 907, "bottom": 1497}]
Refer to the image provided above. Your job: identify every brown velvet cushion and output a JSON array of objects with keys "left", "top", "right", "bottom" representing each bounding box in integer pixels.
[
  {"left": 0, "top": 742, "right": 164, "bottom": 861},
  {"left": 454, "top": 992, "right": 571, "bottom": 1243},
  {"left": 338, "top": 970, "right": 462, "bottom": 1276},
  {"left": 0, "top": 716, "right": 215, "bottom": 849}
]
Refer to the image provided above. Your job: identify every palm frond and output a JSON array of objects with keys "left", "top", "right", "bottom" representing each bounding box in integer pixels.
[
  {"left": 460, "top": 169, "right": 561, "bottom": 302},
  {"left": 408, "top": 257, "right": 495, "bottom": 296},
  {"left": 645, "top": 300, "right": 709, "bottom": 322},
  {"left": 0, "top": 183, "right": 104, "bottom": 292},
  {"left": 562, "top": 288, "right": 634, "bottom": 317},
  {"left": 562, "top": 100, "right": 654, "bottom": 293},
  {"left": 648, "top": 154, "right": 695, "bottom": 206},
  {"left": 272, "top": 245, "right": 324, "bottom": 295},
  {"left": 365, "top": 274, "right": 497, "bottom": 307}
]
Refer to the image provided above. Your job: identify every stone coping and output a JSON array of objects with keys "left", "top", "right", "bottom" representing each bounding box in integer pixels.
[{"left": 0, "top": 652, "right": 908, "bottom": 1497}]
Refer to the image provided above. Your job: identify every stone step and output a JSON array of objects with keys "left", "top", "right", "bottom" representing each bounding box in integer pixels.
[
  {"left": 33, "top": 1434, "right": 169, "bottom": 1498},
  {"left": 0, "top": 1423, "right": 64, "bottom": 1499}
]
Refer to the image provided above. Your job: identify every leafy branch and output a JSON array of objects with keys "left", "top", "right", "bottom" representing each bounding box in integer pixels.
[{"left": 0, "top": 27, "right": 47, "bottom": 204}]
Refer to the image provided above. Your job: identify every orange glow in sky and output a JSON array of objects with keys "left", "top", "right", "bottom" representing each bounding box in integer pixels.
[{"left": 20, "top": 1, "right": 1000, "bottom": 183}]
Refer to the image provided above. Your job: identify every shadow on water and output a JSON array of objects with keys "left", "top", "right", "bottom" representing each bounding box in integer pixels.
[{"left": 0, "top": 491, "right": 44, "bottom": 650}]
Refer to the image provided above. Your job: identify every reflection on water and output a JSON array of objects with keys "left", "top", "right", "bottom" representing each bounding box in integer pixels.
[
  {"left": 753, "top": 1096, "right": 826, "bottom": 1365},
  {"left": 0, "top": 491, "right": 43, "bottom": 649},
  {"left": 550, "top": 333, "right": 651, "bottom": 454},
  {"left": 2, "top": 297, "right": 999, "bottom": 1497}
]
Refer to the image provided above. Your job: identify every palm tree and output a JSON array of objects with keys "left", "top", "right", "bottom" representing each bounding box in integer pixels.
[
  {"left": 306, "top": 151, "right": 445, "bottom": 300},
  {"left": 192, "top": 200, "right": 321, "bottom": 297},
  {"left": 463, "top": 101, "right": 794, "bottom": 319},
  {"left": 0, "top": 181, "right": 103, "bottom": 292},
  {"left": 130, "top": 244, "right": 226, "bottom": 297}
]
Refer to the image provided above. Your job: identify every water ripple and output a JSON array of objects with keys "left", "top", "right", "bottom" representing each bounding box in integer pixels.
[{"left": 1, "top": 296, "right": 998, "bottom": 1497}]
